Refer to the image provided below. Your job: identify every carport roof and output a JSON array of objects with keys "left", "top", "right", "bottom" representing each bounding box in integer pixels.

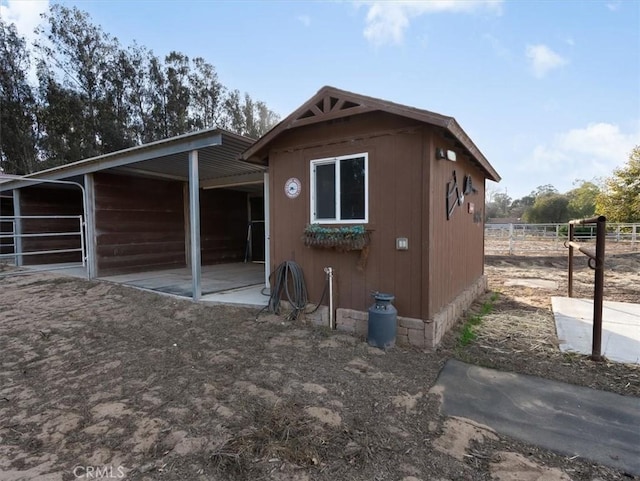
[{"left": 0, "top": 128, "right": 265, "bottom": 191}]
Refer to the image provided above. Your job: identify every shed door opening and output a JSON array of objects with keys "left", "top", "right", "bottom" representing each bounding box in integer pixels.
[{"left": 248, "top": 196, "right": 265, "bottom": 262}]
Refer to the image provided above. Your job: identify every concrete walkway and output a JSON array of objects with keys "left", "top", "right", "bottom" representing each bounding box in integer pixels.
[
  {"left": 552, "top": 297, "right": 640, "bottom": 364},
  {"left": 433, "top": 359, "right": 640, "bottom": 476}
]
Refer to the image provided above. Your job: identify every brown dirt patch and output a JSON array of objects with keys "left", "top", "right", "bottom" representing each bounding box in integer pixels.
[{"left": 1, "top": 254, "right": 639, "bottom": 480}]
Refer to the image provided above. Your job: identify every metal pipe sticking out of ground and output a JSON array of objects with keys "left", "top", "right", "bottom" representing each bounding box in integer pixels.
[
  {"left": 564, "top": 215, "right": 606, "bottom": 361},
  {"left": 324, "top": 267, "right": 334, "bottom": 329}
]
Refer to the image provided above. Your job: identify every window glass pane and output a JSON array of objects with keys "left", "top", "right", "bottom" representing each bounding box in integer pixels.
[
  {"left": 315, "top": 163, "right": 335, "bottom": 219},
  {"left": 340, "top": 157, "right": 365, "bottom": 220}
]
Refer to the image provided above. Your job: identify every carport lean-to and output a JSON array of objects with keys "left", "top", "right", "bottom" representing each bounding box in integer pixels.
[{"left": 0, "top": 128, "right": 268, "bottom": 301}]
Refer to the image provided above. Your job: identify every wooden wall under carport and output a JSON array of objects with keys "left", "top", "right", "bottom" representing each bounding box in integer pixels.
[
  {"left": 94, "top": 172, "right": 186, "bottom": 275},
  {"left": 93, "top": 172, "right": 250, "bottom": 276},
  {"left": 17, "top": 186, "right": 84, "bottom": 265}
]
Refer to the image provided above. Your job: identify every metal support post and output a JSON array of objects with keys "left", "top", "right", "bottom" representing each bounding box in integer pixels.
[
  {"left": 13, "top": 190, "right": 23, "bottom": 266},
  {"left": 567, "top": 223, "right": 574, "bottom": 297},
  {"left": 189, "top": 150, "right": 202, "bottom": 301},
  {"left": 592, "top": 216, "right": 606, "bottom": 361}
]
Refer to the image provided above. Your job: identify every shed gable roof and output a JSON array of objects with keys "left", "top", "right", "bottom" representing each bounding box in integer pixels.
[{"left": 242, "top": 86, "right": 500, "bottom": 182}]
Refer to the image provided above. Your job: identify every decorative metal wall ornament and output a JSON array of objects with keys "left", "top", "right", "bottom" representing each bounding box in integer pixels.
[
  {"left": 446, "top": 170, "right": 464, "bottom": 220},
  {"left": 463, "top": 175, "right": 478, "bottom": 195}
]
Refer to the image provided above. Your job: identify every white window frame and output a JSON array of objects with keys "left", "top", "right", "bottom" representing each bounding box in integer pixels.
[{"left": 310, "top": 152, "right": 369, "bottom": 224}]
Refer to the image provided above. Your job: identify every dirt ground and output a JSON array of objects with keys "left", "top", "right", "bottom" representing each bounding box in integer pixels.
[{"left": 0, "top": 248, "right": 639, "bottom": 481}]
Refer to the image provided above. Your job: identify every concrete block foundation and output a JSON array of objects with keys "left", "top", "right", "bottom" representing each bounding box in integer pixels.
[{"left": 333, "top": 275, "right": 488, "bottom": 349}]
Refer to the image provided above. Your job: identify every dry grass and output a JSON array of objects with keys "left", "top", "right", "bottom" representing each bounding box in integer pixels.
[{"left": 444, "top": 251, "right": 640, "bottom": 398}]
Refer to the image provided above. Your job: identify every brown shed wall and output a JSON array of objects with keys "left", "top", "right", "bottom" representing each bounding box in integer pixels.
[
  {"left": 199, "top": 188, "right": 249, "bottom": 265},
  {"left": 18, "top": 187, "right": 84, "bottom": 265},
  {"left": 427, "top": 134, "right": 486, "bottom": 317},
  {"left": 94, "top": 172, "right": 185, "bottom": 275},
  {"left": 269, "top": 113, "right": 427, "bottom": 319}
]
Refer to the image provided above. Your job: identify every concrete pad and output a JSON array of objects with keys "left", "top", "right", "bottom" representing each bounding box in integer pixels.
[
  {"left": 101, "top": 262, "right": 264, "bottom": 299},
  {"left": 433, "top": 359, "right": 640, "bottom": 475},
  {"left": 201, "top": 284, "right": 268, "bottom": 307},
  {"left": 504, "top": 278, "right": 558, "bottom": 289},
  {"left": 552, "top": 297, "right": 640, "bottom": 364},
  {"left": 19, "top": 262, "right": 268, "bottom": 307}
]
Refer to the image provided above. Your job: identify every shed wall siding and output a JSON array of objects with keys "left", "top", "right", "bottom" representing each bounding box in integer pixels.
[
  {"left": 269, "top": 116, "right": 426, "bottom": 319},
  {"left": 199, "top": 188, "right": 248, "bottom": 265},
  {"left": 427, "top": 133, "right": 486, "bottom": 318},
  {"left": 94, "top": 172, "right": 185, "bottom": 275},
  {"left": 18, "top": 187, "right": 83, "bottom": 265}
]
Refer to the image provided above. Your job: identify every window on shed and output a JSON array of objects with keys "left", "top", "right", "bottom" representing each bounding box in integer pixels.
[{"left": 310, "top": 153, "right": 368, "bottom": 224}]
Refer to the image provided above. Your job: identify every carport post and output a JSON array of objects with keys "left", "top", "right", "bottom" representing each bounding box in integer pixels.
[
  {"left": 84, "top": 174, "right": 97, "bottom": 279},
  {"left": 189, "top": 150, "right": 202, "bottom": 301},
  {"left": 13, "top": 189, "right": 23, "bottom": 266},
  {"left": 263, "top": 172, "right": 270, "bottom": 288}
]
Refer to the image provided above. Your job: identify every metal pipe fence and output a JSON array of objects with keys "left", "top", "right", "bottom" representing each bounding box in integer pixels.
[
  {"left": 485, "top": 222, "right": 639, "bottom": 255},
  {"left": 0, "top": 215, "right": 85, "bottom": 272}
]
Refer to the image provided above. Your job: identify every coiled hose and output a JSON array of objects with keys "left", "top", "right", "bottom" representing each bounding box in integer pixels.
[{"left": 257, "top": 260, "right": 327, "bottom": 321}]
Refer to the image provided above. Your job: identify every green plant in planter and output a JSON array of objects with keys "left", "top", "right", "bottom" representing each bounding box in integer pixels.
[{"left": 303, "top": 224, "right": 369, "bottom": 250}]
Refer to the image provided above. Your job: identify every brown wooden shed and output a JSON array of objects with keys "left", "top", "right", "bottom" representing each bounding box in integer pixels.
[{"left": 242, "top": 86, "right": 501, "bottom": 348}]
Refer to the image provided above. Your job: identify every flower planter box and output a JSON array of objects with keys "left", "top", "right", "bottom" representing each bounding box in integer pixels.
[{"left": 303, "top": 225, "right": 370, "bottom": 251}]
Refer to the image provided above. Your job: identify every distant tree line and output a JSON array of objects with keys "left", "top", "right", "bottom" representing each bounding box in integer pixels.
[
  {"left": 0, "top": 4, "right": 280, "bottom": 175},
  {"left": 486, "top": 145, "right": 640, "bottom": 224}
]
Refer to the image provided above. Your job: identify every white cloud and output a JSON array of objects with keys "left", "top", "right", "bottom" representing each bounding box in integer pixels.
[
  {"left": 297, "top": 14, "right": 311, "bottom": 27},
  {"left": 527, "top": 123, "right": 639, "bottom": 180},
  {"left": 358, "top": 0, "right": 503, "bottom": 46},
  {"left": 525, "top": 44, "right": 567, "bottom": 78},
  {"left": 0, "top": 0, "right": 49, "bottom": 45},
  {"left": 606, "top": 1, "right": 621, "bottom": 12}
]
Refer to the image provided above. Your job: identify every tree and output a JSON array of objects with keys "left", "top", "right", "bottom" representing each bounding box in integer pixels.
[
  {"left": 164, "top": 51, "right": 191, "bottom": 137},
  {"left": 189, "top": 57, "right": 224, "bottom": 131},
  {"left": 242, "top": 92, "right": 258, "bottom": 139},
  {"left": 510, "top": 194, "right": 535, "bottom": 219},
  {"left": 531, "top": 184, "right": 558, "bottom": 197},
  {"left": 595, "top": 146, "right": 640, "bottom": 222},
  {"left": 255, "top": 100, "right": 279, "bottom": 137},
  {"left": 35, "top": 68, "right": 87, "bottom": 167},
  {"left": 0, "top": 19, "right": 37, "bottom": 174},
  {"left": 566, "top": 180, "right": 599, "bottom": 220},
  {"left": 1, "top": 4, "right": 281, "bottom": 171},
  {"left": 485, "top": 191, "right": 512, "bottom": 220},
  {"left": 523, "top": 193, "right": 569, "bottom": 223},
  {"left": 223, "top": 89, "right": 245, "bottom": 134},
  {"left": 36, "top": 5, "right": 112, "bottom": 158}
]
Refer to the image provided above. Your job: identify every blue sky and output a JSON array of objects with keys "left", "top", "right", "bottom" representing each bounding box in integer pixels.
[{"left": 1, "top": 0, "right": 638, "bottom": 200}]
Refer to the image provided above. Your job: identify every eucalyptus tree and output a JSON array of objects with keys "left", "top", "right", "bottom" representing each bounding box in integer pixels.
[
  {"left": 35, "top": 4, "right": 121, "bottom": 160},
  {"left": 188, "top": 57, "right": 225, "bottom": 131},
  {"left": 164, "top": 51, "right": 191, "bottom": 137},
  {"left": 0, "top": 19, "right": 37, "bottom": 174},
  {"left": 223, "top": 89, "right": 245, "bottom": 135}
]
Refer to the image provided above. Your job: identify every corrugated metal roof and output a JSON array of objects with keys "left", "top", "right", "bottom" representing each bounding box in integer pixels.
[{"left": 0, "top": 129, "right": 265, "bottom": 191}]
